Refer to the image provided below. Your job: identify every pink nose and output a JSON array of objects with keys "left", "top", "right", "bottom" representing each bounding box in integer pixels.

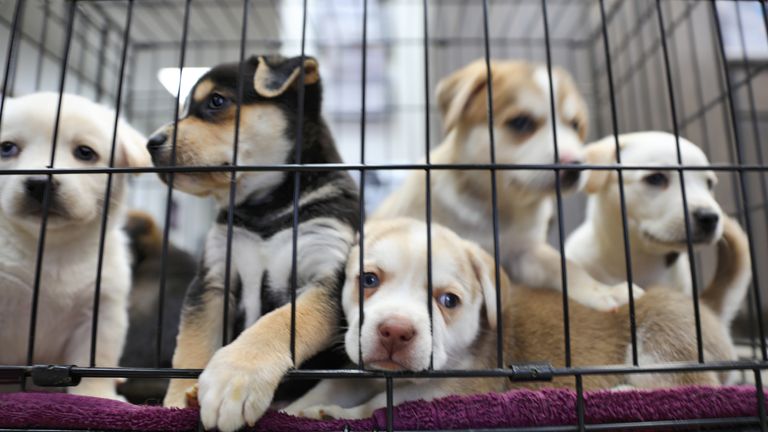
[
  {"left": 558, "top": 153, "right": 582, "bottom": 165},
  {"left": 378, "top": 318, "right": 416, "bottom": 354}
]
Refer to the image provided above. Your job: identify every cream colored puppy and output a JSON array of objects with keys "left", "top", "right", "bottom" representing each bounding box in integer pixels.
[
  {"left": 372, "top": 59, "right": 642, "bottom": 311},
  {"left": 0, "top": 93, "right": 149, "bottom": 399},
  {"left": 566, "top": 131, "right": 750, "bottom": 326},
  {"left": 285, "top": 218, "right": 738, "bottom": 420}
]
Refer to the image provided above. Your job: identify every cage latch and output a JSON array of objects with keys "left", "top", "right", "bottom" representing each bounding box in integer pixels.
[
  {"left": 507, "top": 362, "right": 554, "bottom": 382},
  {"left": 31, "top": 365, "right": 81, "bottom": 387}
]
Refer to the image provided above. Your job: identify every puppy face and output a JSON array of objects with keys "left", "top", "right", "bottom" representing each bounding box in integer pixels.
[
  {"left": 146, "top": 55, "right": 320, "bottom": 199},
  {"left": 437, "top": 60, "right": 588, "bottom": 196},
  {"left": 0, "top": 93, "right": 149, "bottom": 232},
  {"left": 584, "top": 132, "right": 722, "bottom": 253},
  {"left": 341, "top": 219, "right": 499, "bottom": 371}
]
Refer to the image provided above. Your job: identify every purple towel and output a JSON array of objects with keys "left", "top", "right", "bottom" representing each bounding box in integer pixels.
[{"left": 0, "top": 386, "right": 762, "bottom": 431}]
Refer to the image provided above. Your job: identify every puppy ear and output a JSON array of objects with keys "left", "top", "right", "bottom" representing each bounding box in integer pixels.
[
  {"left": 436, "top": 60, "right": 489, "bottom": 133},
  {"left": 118, "top": 121, "right": 151, "bottom": 168},
  {"left": 253, "top": 55, "right": 320, "bottom": 98},
  {"left": 582, "top": 136, "right": 622, "bottom": 194},
  {"left": 465, "top": 240, "right": 510, "bottom": 330}
]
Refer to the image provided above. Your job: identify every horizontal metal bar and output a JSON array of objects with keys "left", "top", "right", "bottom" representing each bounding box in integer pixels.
[{"left": 0, "top": 162, "right": 767, "bottom": 176}]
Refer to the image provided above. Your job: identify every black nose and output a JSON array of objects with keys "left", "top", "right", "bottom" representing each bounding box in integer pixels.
[
  {"left": 25, "top": 176, "right": 57, "bottom": 204},
  {"left": 694, "top": 208, "right": 720, "bottom": 234},
  {"left": 147, "top": 133, "right": 168, "bottom": 151},
  {"left": 560, "top": 161, "right": 582, "bottom": 189}
]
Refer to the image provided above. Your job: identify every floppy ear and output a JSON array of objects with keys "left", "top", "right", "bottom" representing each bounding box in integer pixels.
[
  {"left": 582, "top": 136, "right": 622, "bottom": 194},
  {"left": 253, "top": 55, "right": 320, "bottom": 98},
  {"left": 117, "top": 120, "right": 151, "bottom": 168},
  {"left": 465, "top": 240, "right": 510, "bottom": 330},
  {"left": 436, "top": 60, "right": 490, "bottom": 133}
]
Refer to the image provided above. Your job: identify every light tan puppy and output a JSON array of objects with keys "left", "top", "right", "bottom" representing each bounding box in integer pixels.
[
  {"left": 285, "top": 218, "right": 738, "bottom": 420},
  {"left": 372, "top": 60, "right": 642, "bottom": 311},
  {"left": 566, "top": 132, "right": 751, "bottom": 326},
  {"left": 0, "top": 92, "right": 149, "bottom": 399}
]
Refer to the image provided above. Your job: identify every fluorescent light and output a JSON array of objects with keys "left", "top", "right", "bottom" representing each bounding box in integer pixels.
[{"left": 157, "top": 67, "right": 210, "bottom": 99}]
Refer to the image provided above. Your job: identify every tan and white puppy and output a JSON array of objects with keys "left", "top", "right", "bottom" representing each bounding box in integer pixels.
[
  {"left": 372, "top": 59, "right": 642, "bottom": 311},
  {"left": 566, "top": 131, "right": 750, "bottom": 326},
  {"left": 0, "top": 92, "right": 149, "bottom": 399},
  {"left": 285, "top": 218, "right": 738, "bottom": 420}
]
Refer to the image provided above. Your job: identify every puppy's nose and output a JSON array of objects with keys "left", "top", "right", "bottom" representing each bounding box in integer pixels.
[
  {"left": 694, "top": 208, "right": 720, "bottom": 234},
  {"left": 25, "top": 176, "right": 57, "bottom": 204},
  {"left": 146, "top": 133, "right": 168, "bottom": 152},
  {"left": 559, "top": 161, "right": 582, "bottom": 189},
  {"left": 378, "top": 318, "right": 416, "bottom": 354}
]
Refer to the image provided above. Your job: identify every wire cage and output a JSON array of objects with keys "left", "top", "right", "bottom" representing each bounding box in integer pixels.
[{"left": 0, "top": 0, "right": 767, "bottom": 430}]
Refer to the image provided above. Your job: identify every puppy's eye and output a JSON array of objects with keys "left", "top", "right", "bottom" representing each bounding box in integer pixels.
[
  {"left": 73, "top": 145, "right": 98, "bottom": 162},
  {"left": 437, "top": 293, "right": 460, "bottom": 309},
  {"left": 208, "top": 93, "right": 227, "bottom": 110},
  {"left": 643, "top": 172, "right": 669, "bottom": 188},
  {"left": 506, "top": 115, "right": 536, "bottom": 134},
  {"left": 707, "top": 178, "right": 715, "bottom": 191},
  {"left": 0, "top": 141, "right": 19, "bottom": 158},
  {"left": 570, "top": 119, "right": 580, "bottom": 131},
  {"left": 361, "top": 272, "right": 380, "bottom": 289}
]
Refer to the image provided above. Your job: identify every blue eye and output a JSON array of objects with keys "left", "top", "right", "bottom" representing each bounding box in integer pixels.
[
  {"left": 437, "top": 293, "right": 460, "bottom": 309},
  {"left": 507, "top": 115, "right": 536, "bottom": 133},
  {"left": 0, "top": 141, "right": 19, "bottom": 158},
  {"left": 73, "top": 145, "right": 98, "bottom": 162},
  {"left": 643, "top": 172, "right": 669, "bottom": 188},
  {"left": 361, "top": 272, "right": 380, "bottom": 289}
]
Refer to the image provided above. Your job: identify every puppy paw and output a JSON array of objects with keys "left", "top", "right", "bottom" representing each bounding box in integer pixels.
[
  {"left": 572, "top": 282, "right": 644, "bottom": 311},
  {"left": 69, "top": 378, "right": 126, "bottom": 402},
  {"left": 163, "top": 379, "right": 196, "bottom": 408},
  {"left": 289, "top": 404, "right": 353, "bottom": 420},
  {"left": 605, "top": 282, "right": 645, "bottom": 308},
  {"left": 198, "top": 344, "right": 290, "bottom": 432}
]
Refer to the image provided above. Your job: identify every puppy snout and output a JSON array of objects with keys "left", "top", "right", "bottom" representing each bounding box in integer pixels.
[
  {"left": 25, "top": 176, "right": 57, "bottom": 204},
  {"left": 693, "top": 208, "right": 720, "bottom": 234},
  {"left": 146, "top": 132, "right": 168, "bottom": 152},
  {"left": 559, "top": 160, "right": 582, "bottom": 189},
  {"left": 378, "top": 318, "right": 416, "bottom": 354}
]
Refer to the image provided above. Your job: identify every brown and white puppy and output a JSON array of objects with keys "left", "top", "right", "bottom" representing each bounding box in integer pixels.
[
  {"left": 372, "top": 59, "right": 642, "bottom": 311},
  {"left": 285, "top": 218, "right": 737, "bottom": 420},
  {"left": 0, "top": 92, "right": 149, "bottom": 399},
  {"left": 147, "top": 55, "right": 359, "bottom": 431},
  {"left": 566, "top": 131, "right": 751, "bottom": 326}
]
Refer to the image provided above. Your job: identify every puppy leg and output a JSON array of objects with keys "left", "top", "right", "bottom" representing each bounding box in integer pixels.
[
  {"left": 513, "top": 243, "right": 644, "bottom": 311},
  {"left": 299, "top": 384, "right": 444, "bottom": 420},
  {"left": 197, "top": 280, "right": 339, "bottom": 432},
  {"left": 164, "top": 285, "right": 225, "bottom": 408},
  {"left": 283, "top": 379, "right": 385, "bottom": 416}
]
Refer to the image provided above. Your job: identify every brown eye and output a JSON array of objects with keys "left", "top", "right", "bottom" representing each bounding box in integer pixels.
[
  {"left": 208, "top": 93, "right": 227, "bottom": 110},
  {"left": 506, "top": 115, "right": 536, "bottom": 133},
  {"left": 707, "top": 178, "right": 715, "bottom": 191},
  {"left": 73, "top": 145, "right": 98, "bottom": 162},
  {"left": 643, "top": 172, "right": 669, "bottom": 188},
  {"left": 570, "top": 119, "right": 580, "bottom": 131}
]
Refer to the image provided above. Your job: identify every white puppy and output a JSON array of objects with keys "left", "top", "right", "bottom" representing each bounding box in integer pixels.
[
  {"left": 373, "top": 59, "right": 642, "bottom": 310},
  {"left": 0, "top": 93, "right": 149, "bottom": 399},
  {"left": 566, "top": 131, "right": 749, "bottom": 325}
]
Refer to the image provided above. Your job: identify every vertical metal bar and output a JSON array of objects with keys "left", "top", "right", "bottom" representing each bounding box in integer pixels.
[
  {"left": 598, "top": 0, "right": 639, "bottom": 366},
  {"left": 221, "top": 0, "right": 250, "bottom": 349},
  {"left": 576, "top": 374, "right": 585, "bottom": 432},
  {"left": 26, "top": 0, "right": 75, "bottom": 370},
  {"left": 0, "top": 0, "right": 24, "bottom": 127},
  {"left": 656, "top": 0, "right": 704, "bottom": 363},
  {"left": 385, "top": 376, "right": 394, "bottom": 432},
  {"left": 633, "top": 0, "right": 655, "bottom": 131},
  {"left": 422, "top": 0, "right": 434, "bottom": 370},
  {"left": 711, "top": 0, "right": 767, "bottom": 361},
  {"left": 289, "top": 0, "right": 309, "bottom": 367},
  {"left": 541, "top": 0, "right": 571, "bottom": 368},
  {"left": 756, "top": 368, "right": 767, "bottom": 432},
  {"left": 6, "top": 0, "right": 24, "bottom": 96},
  {"left": 357, "top": 0, "right": 368, "bottom": 371},
  {"left": 480, "top": 0, "right": 504, "bottom": 369},
  {"left": 620, "top": 4, "right": 642, "bottom": 131},
  {"left": 89, "top": 0, "right": 133, "bottom": 368},
  {"left": 157, "top": 0, "right": 192, "bottom": 365},
  {"left": 35, "top": 0, "right": 49, "bottom": 91}
]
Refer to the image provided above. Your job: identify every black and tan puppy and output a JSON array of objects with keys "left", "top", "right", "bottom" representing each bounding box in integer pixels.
[{"left": 146, "top": 54, "right": 360, "bottom": 431}]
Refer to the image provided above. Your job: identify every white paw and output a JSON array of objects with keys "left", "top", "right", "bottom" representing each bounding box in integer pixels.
[
  {"left": 288, "top": 404, "right": 351, "bottom": 420},
  {"left": 198, "top": 344, "right": 290, "bottom": 432},
  {"left": 163, "top": 381, "right": 195, "bottom": 408},
  {"left": 69, "top": 378, "right": 126, "bottom": 402},
  {"left": 610, "top": 384, "right": 636, "bottom": 391},
  {"left": 572, "top": 282, "right": 645, "bottom": 311}
]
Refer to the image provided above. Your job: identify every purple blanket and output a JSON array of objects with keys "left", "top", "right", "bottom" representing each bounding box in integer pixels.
[{"left": 0, "top": 386, "right": 762, "bottom": 431}]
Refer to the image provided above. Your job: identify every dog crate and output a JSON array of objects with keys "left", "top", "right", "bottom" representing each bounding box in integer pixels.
[{"left": 0, "top": 0, "right": 767, "bottom": 430}]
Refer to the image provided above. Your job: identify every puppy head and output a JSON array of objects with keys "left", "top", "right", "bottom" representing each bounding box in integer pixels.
[
  {"left": 0, "top": 93, "right": 149, "bottom": 232},
  {"left": 146, "top": 54, "right": 321, "bottom": 199},
  {"left": 582, "top": 131, "right": 722, "bottom": 252},
  {"left": 436, "top": 59, "right": 588, "bottom": 196},
  {"left": 341, "top": 218, "right": 503, "bottom": 371}
]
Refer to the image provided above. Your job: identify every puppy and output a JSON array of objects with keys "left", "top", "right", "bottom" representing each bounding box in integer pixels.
[
  {"left": 285, "top": 218, "right": 738, "bottom": 420},
  {"left": 147, "top": 55, "right": 359, "bottom": 431},
  {"left": 566, "top": 131, "right": 751, "bottom": 326},
  {"left": 0, "top": 92, "right": 149, "bottom": 399},
  {"left": 118, "top": 211, "right": 196, "bottom": 404},
  {"left": 372, "top": 59, "right": 642, "bottom": 311}
]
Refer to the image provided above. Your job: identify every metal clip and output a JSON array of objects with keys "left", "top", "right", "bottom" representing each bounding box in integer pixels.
[
  {"left": 31, "top": 365, "right": 81, "bottom": 387},
  {"left": 507, "top": 362, "right": 554, "bottom": 382}
]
